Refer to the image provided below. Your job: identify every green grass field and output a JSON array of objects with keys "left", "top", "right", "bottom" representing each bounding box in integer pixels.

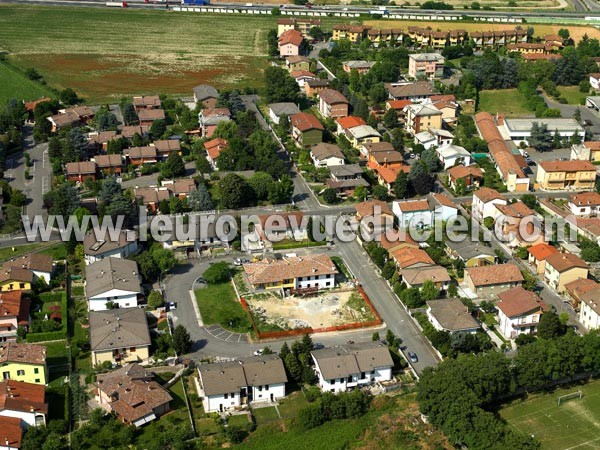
[
  {"left": 0, "top": 61, "right": 53, "bottom": 104},
  {"left": 478, "top": 88, "right": 532, "bottom": 117},
  {"left": 500, "top": 380, "right": 600, "bottom": 450},
  {"left": 195, "top": 282, "right": 252, "bottom": 333},
  {"left": 558, "top": 86, "right": 588, "bottom": 105}
]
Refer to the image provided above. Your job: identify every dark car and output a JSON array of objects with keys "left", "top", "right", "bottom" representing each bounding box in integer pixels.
[
  {"left": 312, "top": 343, "right": 325, "bottom": 350},
  {"left": 408, "top": 351, "right": 418, "bottom": 363}
]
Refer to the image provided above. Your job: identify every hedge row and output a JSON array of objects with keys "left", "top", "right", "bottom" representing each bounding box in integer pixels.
[{"left": 27, "top": 291, "right": 68, "bottom": 342}]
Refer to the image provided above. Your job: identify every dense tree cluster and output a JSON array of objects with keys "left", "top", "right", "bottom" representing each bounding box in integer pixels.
[
  {"left": 298, "top": 390, "right": 371, "bottom": 429},
  {"left": 279, "top": 335, "right": 317, "bottom": 385},
  {"left": 135, "top": 242, "right": 176, "bottom": 283}
]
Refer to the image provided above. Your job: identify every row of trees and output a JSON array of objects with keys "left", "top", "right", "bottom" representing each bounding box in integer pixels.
[{"left": 418, "top": 330, "right": 600, "bottom": 449}]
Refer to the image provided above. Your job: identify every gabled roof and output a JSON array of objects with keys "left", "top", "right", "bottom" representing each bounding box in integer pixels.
[
  {"left": 448, "top": 165, "right": 484, "bottom": 180},
  {"left": 132, "top": 95, "right": 161, "bottom": 109},
  {"left": 385, "top": 81, "right": 438, "bottom": 99},
  {"left": 94, "top": 154, "right": 123, "bottom": 168},
  {"left": 405, "top": 103, "right": 442, "bottom": 117},
  {"left": 391, "top": 247, "right": 434, "bottom": 269},
  {"left": 546, "top": 252, "right": 589, "bottom": 273},
  {"left": 204, "top": 138, "right": 228, "bottom": 160},
  {"left": 85, "top": 258, "right": 141, "bottom": 298},
  {"left": 310, "top": 142, "right": 344, "bottom": 161},
  {"left": 539, "top": 160, "right": 596, "bottom": 172},
  {"left": 466, "top": 263, "right": 523, "bottom": 287},
  {"left": 474, "top": 187, "right": 505, "bottom": 204},
  {"left": 290, "top": 70, "right": 316, "bottom": 80},
  {"left": 153, "top": 139, "right": 181, "bottom": 153},
  {"left": 134, "top": 187, "right": 170, "bottom": 205},
  {"left": 268, "top": 102, "right": 301, "bottom": 117},
  {"left": 0, "top": 416, "right": 22, "bottom": 449},
  {"left": 3, "top": 253, "right": 53, "bottom": 274},
  {"left": 496, "top": 287, "right": 547, "bottom": 318},
  {"left": 347, "top": 125, "right": 381, "bottom": 140},
  {"left": 137, "top": 109, "right": 165, "bottom": 122},
  {"left": 128, "top": 146, "right": 157, "bottom": 160},
  {"left": 89, "top": 308, "right": 151, "bottom": 351},
  {"left": 427, "top": 298, "right": 479, "bottom": 332},
  {"left": 0, "top": 291, "right": 28, "bottom": 325},
  {"left": 336, "top": 116, "right": 366, "bottom": 130},
  {"left": 290, "top": 112, "right": 324, "bottom": 132},
  {"left": 318, "top": 89, "right": 349, "bottom": 105},
  {"left": 193, "top": 84, "right": 219, "bottom": 101},
  {"left": 278, "top": 29, "right": 303, "bottom": 47},
  {"left": 445, "top": 240, "right": 495, "bottom": 261},
  {"left": 83, "top": 229, "right": 136, "bottom": 256},
  {"left": 527, "top": 243, "right": 558, "bottom": 261},
  {"left": 569, "top": 191, "right": 600, "bottom": 207},
  {"left": 66, "top": 161, "right": 96, "bottom": 175},
  {"left": 311, "top": 342, "right": 393, "bottom": 380},
  {"left": 495, "top": 201, "right": 534, "bottom": 219},
  {"left": 243, "top": 254, "right": 337, "bottom": 285},
  {"left": 0, "top": 342, "right": 46, "bottom": 365},
  {"left": 396, "top": 199, "right": 429, "bottom": 213},
  {"left": 0, "top": 380, "right": 47, "bottom": 415},
  {"left": 355, "top": 200, "right": 393, "bottom": 218},
  {"left": 402, "top": 265, "right": 450, "bottom": 286},
  {"left": 565, "top": 278, "right": 599, "bottom": 301}
]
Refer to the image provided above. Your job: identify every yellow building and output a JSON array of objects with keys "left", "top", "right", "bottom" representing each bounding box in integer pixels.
[
  {"left": 536, "top": 160, "right": 597, "bottom": 191},
  {"left": 332, "top": 25, "right": 371, "bottom": 43},
  {"left": 544, "top": 253, "right": 589, "bottom": 294},
  {"left": 0, "top": 268, "right": 33, "bottom": 292},
  {"left": 0, "top": 343, "right": 48, "bottom": 385},
  {"left": 90, "top": 308, "right": 151, "bottom": 367},
  {"left": 404, "top": 103, "right": 443, "bottom": 135}
]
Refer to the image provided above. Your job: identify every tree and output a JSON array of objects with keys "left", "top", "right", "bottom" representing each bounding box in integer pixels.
[
  {"left": 409, "top": 162, "right": 434, "bottom": 195},
  {"left": 421, "top": 148, "right": 440, "bottom": 173},
  {"left": 537, "top": 311, "right": 566, "bottom": 340},
  {"left": 421, "top": 280, "right": 440, "bottom": 301},
  {"left": 59, "top": 88, "right": 79, "bottom": 105},
  {"left": 219, "top": 173, "right": 254, "bottom": 209},
  {"left": 265, "top": 66, "right": 300, "bottom": 103},
  {"left": 172, "top": 325, "right": 193, "bottom": 354},
  {"left": 187, "top": 184, "right": 214, "bottom": 211},
  {"left": 148, "top": 290, "right": 164, "bottom": 309},
  {"left": 372, "top": 185, "right": 388, "bottom": 201},
  {"left": 121, "top": 102, "right": 139, "bottom": 125},
  {"left": 161, "top": 152, "right": 186, "bottom": 178},
  {"left": 268, "top": 175, "right": 294, "bottom": 204},
  {"left": 95, "top": 108, "right": 119, "bottom": 131},
  {"left": 248, "top": 172, "right": 274, "bottom": 201},
  {"left": 368, "top": 83, "right": 387, "bottom": 103},
  {"left": 354, "top": 185, "right": 368, "bottom": 201},
  {"left": 43, "top": 183, "right": 79, "bottom": 217},
  {"left": 394, "top": 170, "right": 409, "bottom": 198},
  {"left": 267, "top": 29, "right": 279, "bottom": 56},
  {"left": 99, "top": 178, "right": 122, "bottom": 203},
  {"left": 383, "top": 108, "right": 398, "bottom": 129},
  {"left": 309, "top": 26, "right": 325, "bottom": 41},
  {"left": 203, "top": 261, "right": 231, "bottom": 284},
  {"left": 520, "top": 194, "right": 537, "bottom": 209},
  {"left": 558, "top": 28, "right": 570, "bottom": 40},
  {"left": 322, "top": 187, "right": 338, "bottom": 204},
  {"left": 212, "top": 120, "right": 238, "bottom": 140},
  {"left": 149, "top": 119, "right": 166, "bottom": 140}
]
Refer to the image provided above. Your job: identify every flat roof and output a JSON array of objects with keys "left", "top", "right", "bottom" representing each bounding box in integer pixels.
[{"left": 504, "top": 118, "right": 584, "bottom": 133}]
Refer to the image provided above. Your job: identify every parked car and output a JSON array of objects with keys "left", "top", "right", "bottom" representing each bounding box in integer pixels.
[
  {"left": 197, "top": 277, "right": 206, "bottom": 284},
  {"left": 253, "top": 348, "right": 264, "bottom": 356},
  {"left": 233, "top": 258, "right": 243, "bottom": 266},
  {"left": 168, "top": 302, "right": 177, "bottom": 311},
  {"left": 312, "top": 343, "right": 325, "bottom": 350},
  {"left": 408, "top": 351, "right": 418, "bottom": 363}
]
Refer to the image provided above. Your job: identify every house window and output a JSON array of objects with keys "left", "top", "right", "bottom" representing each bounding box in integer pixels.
[
  {"left": 34, "top": 368, "right": 39, "bottom": 374},
  {"left": 265, "top": 385, "right": 269, "bottom": 390},
  {"left": 17, "top": 370, "right": 25, "bottom": 376},
  {"left": 258, "top": 385, "right": 263, "bottom": 391},
  {"left": 130, "top": 347, "right": 136, "bottom": 352},
  {"left": 224, "top": 393, "right": 228, "bottom": 399},
  {"left": 35, "top": 379, "right": 40, "bottom": 383},
  {"left": 2, "top": 371, "right": 9, "bottom": 380},
  {"left": 19, "top": 283, "right": 25, "bottom": 289}
]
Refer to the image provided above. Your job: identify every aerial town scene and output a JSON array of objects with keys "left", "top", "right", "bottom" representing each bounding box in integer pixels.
[{"left": 1, "top": 0, "right": 600, "bottom": 448}]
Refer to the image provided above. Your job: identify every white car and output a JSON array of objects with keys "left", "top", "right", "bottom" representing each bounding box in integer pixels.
[
  {"left": 253, "top": 349, "right": 264, "bottom": 356},
  {"left": 168, "top": 302, "right": 177, "bottom": 311}
]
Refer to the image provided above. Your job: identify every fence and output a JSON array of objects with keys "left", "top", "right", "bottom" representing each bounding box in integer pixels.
[
  {"left": 26, "top": 291, "right": 68, "bottom": 342},
  {"left": 239, "top": 285, "right": 383, "bottom": 341}
]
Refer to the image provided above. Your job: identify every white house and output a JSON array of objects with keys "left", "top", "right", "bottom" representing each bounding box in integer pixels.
[
  {"left": 310, "top": 142, "right": 345, "bottom": 167},
  {"left": 414, "top": 128, "right": 454, "bottom": 150},
  {"left": 198, "top": 355, "right": 287, "bottom": 413},
  {"left": 83, "top": 230, "right": 138, "bottom": 265},
  {"left": 496, "top": 287, "right": 547, "bottom": 339},
  {"left": 2, "top": 254, "right": 54, "bottom": 285},
  {"left": 579, "top": 288, "right": 600, "bottom": 330},
  {"left": 311, "top": 342, "right": 393, "bottom": 393},
  {"left": 590, "top": 73, "right": 600, "bottom": 90},
  {"left": 426, "top": 299, "right": 480, "bottom": 334},
  {"left": 436, "top": 143, "right": 471, "bottom": 170},
  {"left": 85, "top": 258, "right": 142, "bottom": 311},
  {"left": 0, "top": 380, "right": 47, "bottom": 428},
  {"left": 268, "top": 102, "right": 300, "bottom": 125},
  {"left": 392, "top": 193, "right": 457, "bottom": 229},
  {"left": 471, "top": 187, "right": 507, "bottom": 222},
  {"left": 568, "top": 191, "right": 600, "bottom": 217}
]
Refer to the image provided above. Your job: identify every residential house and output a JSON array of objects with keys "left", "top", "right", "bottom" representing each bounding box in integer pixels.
[
  {"left": 85, "top": 258, "right": 142, "bottom": 311},
  {"left": 494, "top": 200, "right": 544, "bottom": 248},
  {"left": 544, "top": 33, "right": 564, "bottom": 51},
  {"left": 464, "top": 264, "right": 524, "bottom": 298},
  {"left": 120, "top": 125, "right": 149, "bottom": 139},
  {"left": 502, "top": 118, "right": 584, "bottom": 146},
  {"left": 344, "top": 125, "right": 381, "bottom": 148},
  {"left": 0, "top": 380, "right": 47, "bottom": 427},
  {"left": 199, "top": 108, "right": 231, "bottom": 138},
  {"left": 290, "top": 70, "right": 316, "bottom": 88},
  {"left": 278, "top": 29, "right": 303, "bottom": 57},
  {"left": 285, "top": 56, "right": 311, "bottom": 72},
  {"left": 127, "top": 146, "right": 157, "bottom": 166},
  {"left": 204, "top": 138, "right": 228, "bottom": 170},
  {"left": 290, "top": 112, "right": 323, "bottom": 148},
  {"left": 132, "top": 95, "right": 161, "bottom": 111},
  {"left": 426, "top": 299, "right": 480, "bottom": 334},
  {"left": 1, "top": 254, "right": 53, "bottom": 287},
  {"left": 566, "top": 278, "right": 599, "bottom": 309},
  {"left": 436, "top": 143, "right": 471, "bottom": 170},
  {"left": 310, "top": 142, "right": 345, "bottom": 167},
  {"left": 268, "top": 103, "right": 300, "bottom": 125},
  {"left": 355, "top": 200, "right": 394, "bottom": 239},
  {"left": 327, "top": 164, "right": 368, "bottom": 196},
  {"left": 0, "top": 292, "right": 29, "bottom": 343},
  {"left": 0, "top": 269, "right": 32, "bottom": 293},
  {"left": 93, "top": 154, "right": 123, "bottom": 175},
  {"left": 152, "top": 139, "right": 181, "bottom": 160},
  {"left": 391, "top": 247, "right": 435, "bottom": 270},
  {"left": 305, "top": 79, "right": 329, "bottom": 97},
  {"left": 568, "top": 191, "right": 600, "bottom": 217},
  {"left": 445, "top": 240, "right": 496, "bottom": 268},
  {"left": 311, "top": 342, "right": 393, "bottom": 393},
  {"left": 342, "top": 60, "right": 376, "bottom": 74},
  {"left": 544, "top": 252, "right": 589, "bottom": 293},
  {"left": 402, "top": 265, "right": 450, "bottom": 291},
  {"left": 0, "top": 416, "right": 22, "bottom": 449},
  {"left": 134, "top": 187, "right": 170, "bottom": 213},
  {"left": 318, "top": 89, "right": 349, "bottom": 119},
  {"left": 277, "top": 17, "right": 321, "bottom": 38},
  {"left": 137, "top": 109, "right": 165, "bottom": 127},
  {"left": 536, "top": 160, "right": 597, "bottom": 191},
  {"left": 376, "top": 229, "right": 420, "bottom": 255},
  {"left": 384, "top": 81, "right": 439, "bottom": 102},
  {"left": 0, "top": 343, "right": 46, "bottom": 385},
  {"left": 590, "top": 73, "right": 600, "bottom": 90},
  {"left": 255, "top": 212, "right": 307, "bottom": 248},
  {"left": 404, "top": 103, "right": 442, "bottom": 135},
  {"left": 496, "top": 287, "right": 547, "bottom": 339},
  {"left": 413, "top": 128, "right": 454, "bottom": 150},
  {"left": 527, "top": 243, "right": 559, "bottom": 274},
  {"left": 447, "top": 165, "right": 484, "bottom": 191},
  {"left": 392, "top": 193, "right": 457, "bottom": 229},
  {"left": 571, "top": 141, "right": 600, "bottom": 163},
  {"left": 83, "top": 229, "right": 138, "bottom": 265},
  {"left": 90, "top": 307, "right": 151, "bottom": 366},
  {"left": 472, "top": 187, "right": 507, "bottom": 222},
  {"left": 47, "top": 106, "right": 94, "bottom": 132},
  {"left": 370, "top": 164, "right": 409, "bottom": 192},
  {"left": 361, "top": 140, "right": 396, "bottom": 159},
  {"left": 336, "top": 116, "right": 366, "bottom": 136},
  {"left": 65, "top": 161, "right": 96, "bottom": 183},
  {"left": 163, "top": 178, "right": 196, "bottom": 200},
  {"left": 198, "top": 354, "right": 287, "bottom": 413},
  {"left": 432, "top": 98, "right": 459, "bottom": 127},
  {"left": 193, "top": 85, "right": 219, "bottom": 109},
  {"left": 408, "top": 53, "right": 445, "bottom": 80},
  {"left": 96, "top": 363, "right": 172, "bottom": 427},
  {"left": 332, "top": 25, "right": 371, "bottom": 43},
  {"left": 88, "top": 130, "right": 118, "bottom": 151},
  {"left": 578, "top": 282, "right": 600, "bottom": 330},
  {"left": 243, "top": 254, "right": 337, "bottom": 292}
]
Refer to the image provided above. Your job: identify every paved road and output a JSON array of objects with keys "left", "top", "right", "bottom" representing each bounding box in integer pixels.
[{"left": 543, "top": 94, "right": 600, "bottom": 138}]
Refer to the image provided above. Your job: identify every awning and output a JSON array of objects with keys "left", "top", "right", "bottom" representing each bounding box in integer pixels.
[{"left": 133, "top": 413, "right": 157, "bottom": 427}]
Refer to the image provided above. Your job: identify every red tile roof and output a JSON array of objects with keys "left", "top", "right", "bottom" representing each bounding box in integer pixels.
[
  {"left": 448, "top": 165, "right": 484, "bottom": 180},
  {"left": 0, "top": 380, "right": 47, "bottom": 415},
  {"left": 396, "top": 199, "right": 429, "bottom": 213},
  {"left": 539, "top": 160, "right": 596, "bottom": 172},
  {"left": 475, "top": 187, "right": 505, "bottom": 203},
  {"left": 290, "top": 112, "right": 324, "bottom": 132},
  {"left": 0, "top": 416, "right": 22, "bottom": 449},
  {"left": 466, "top": 263, "right": 523, "bottom": 287},
  {"left": 391, "top": 247, "right": 434, "bottom": 269},
  {"left": 336, "top": 116, "right": 366, "bottom": 130},
  {"left": 355, "top": 200, "right": 393, "bottom": 218},
  {"left": 278, "top": 29, "right": 303, "bottom": 47},
  {"left": 204, "top": 138, "right": 228, "bottom": 160},
  {"left": 546, "top": 252, "right": 589, "bottom": 273},
  {"left": 527, "top": 243, "right": 558, "bottom": 261},
  {"left": 496, "top": 287, "right": 547, "bottom": 318},
  {"left": 569, "top": 191, "right": 600, "bottom": 207},
  {"left": 386, "top": 100, "right": 412, "bottom": 110}
]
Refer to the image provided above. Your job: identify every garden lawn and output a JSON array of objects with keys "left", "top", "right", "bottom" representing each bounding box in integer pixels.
[
  {"left": 195, "top": 283, "right": 252, "bottom": 333},
  {"left": 478, "top": 88, "right": 531, "bottom": 117},
  {"left": 0, "top": 61, "right": 53, "bottom": 105},
  {"left": 276, "top": 391, "right": 309, "bottom": 419},
  {"left": 500, "top": 379, "right": 600, "bottom": 450},
  {"left": 558, "top": 85, "right": 588, "bottom": 105},
  {"left": 252, "top": 406, "right": 280, "bottom": 425},
  {"left": 0, "top": 242, "right": 61, "bottom": 262},
  {"left": 44, "top": 341, "right": 69, "bottom": 368}
]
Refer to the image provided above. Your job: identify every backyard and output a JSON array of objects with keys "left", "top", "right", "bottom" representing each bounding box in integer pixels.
[
  {"left": 195, "top": 282, "right": 253, "bottom": 333},
  {"left": 500, "top": 379, "right": 600, "bottom": 450},
  {"left": 558, "top": 85, "right": 588, "bottom": 105}
]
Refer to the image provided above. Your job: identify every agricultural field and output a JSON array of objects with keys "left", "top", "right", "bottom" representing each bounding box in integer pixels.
[
  {"left": 0, "top": 61, "right": 53, "bottom": 104},
  {"left": 500, "top": 380, "right": 600, "bottom": 450},
  {"left": 0, "top": 5, "right": 278, "bottom": 102},
  {"left": 478, "top": 88, "right": 532, "bottom": 117}
]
